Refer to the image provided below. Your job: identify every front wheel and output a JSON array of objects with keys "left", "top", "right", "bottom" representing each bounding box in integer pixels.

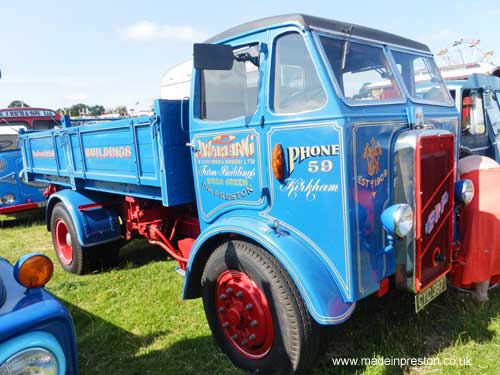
[{"left": 201, "top": 240, "right": 320, "bottom": 374}]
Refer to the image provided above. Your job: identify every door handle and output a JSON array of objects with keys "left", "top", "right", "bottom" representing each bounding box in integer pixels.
[{"left": 186, "top": 142, "right": 198, "bottom": 152}]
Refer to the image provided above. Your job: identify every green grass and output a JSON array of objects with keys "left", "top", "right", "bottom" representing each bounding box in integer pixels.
[{"left": 1, "top": 218, "right": 499, "bottom": 374}]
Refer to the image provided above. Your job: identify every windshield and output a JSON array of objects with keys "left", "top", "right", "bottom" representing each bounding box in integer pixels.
[
  {"left": 33, "top": 119, "right": 59, "bottom": 129},
  {"left": 0, "top": 120, "right": 29, "bottom": 127},
  {"left": 0, "top": 134, "right": 19, "bottom": 152},
  {"left": 318, "top": 36, "right": 403, "bottom": 102},
  {"left": 391, "top": 50, "right": 452, "bottom": 105}
]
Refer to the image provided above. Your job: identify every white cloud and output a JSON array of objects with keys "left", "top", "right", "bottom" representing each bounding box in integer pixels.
[{"left": 118, "top": 20, "right": 208, "bottom": 43}]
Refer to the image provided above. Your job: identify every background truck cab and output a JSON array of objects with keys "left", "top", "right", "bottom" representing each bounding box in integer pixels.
[
  {"left": 447, "top": 74, "right": 500, "bottom": 162},
  {"left": 0, "top": 108, "right": 60, "bottom": 216},
  {"left": 21, "top": 14, "right": 471, "bottom": 374}
]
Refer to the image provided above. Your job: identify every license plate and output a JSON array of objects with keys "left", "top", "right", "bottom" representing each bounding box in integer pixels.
[{"left": 415, "top": 276, "right": 447, "bottom": 313}]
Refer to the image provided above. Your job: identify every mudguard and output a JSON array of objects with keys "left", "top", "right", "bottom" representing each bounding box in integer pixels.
[
  {"left": 183, "top": 215, "right": 356, "bottom": 325},
  {"left": 46, "top": 189, "right": 121, "bottom": 247}
]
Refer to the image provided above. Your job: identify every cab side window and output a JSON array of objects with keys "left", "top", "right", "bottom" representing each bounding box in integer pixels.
[
  {"left": 273, "top": 33, "right": 326, "bottom": 114},
  {"left": 32, "top": 120, "right": 58, "bottom": 130},
  {"left": 200, "top": 45, "right": 259, "bottom": 121},
  {"left": 462, "top": 90, "right": 485, "bottom": 135}
]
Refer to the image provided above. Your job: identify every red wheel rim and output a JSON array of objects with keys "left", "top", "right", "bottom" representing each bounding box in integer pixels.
[
  {"left": 215, "top": 270, "right": 274, "bottom": 359},
  {"left": 54, "top": 219, "right": 73, "bottom": 266}
]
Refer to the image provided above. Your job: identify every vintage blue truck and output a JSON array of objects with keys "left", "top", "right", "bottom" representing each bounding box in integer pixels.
[
  {"left": 447, "top": 73, "right": 500, "bottom": 162},
  {"left": 20, "top": 14, "right": 478, "bottom": 374},
  {"left": 0, "top": 254, "right": 78, "bottom": 374}
]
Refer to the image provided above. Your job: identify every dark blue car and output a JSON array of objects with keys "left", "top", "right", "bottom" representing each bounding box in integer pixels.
[{"left": 0, "top": 253, "right": 78, "bottom": 374}]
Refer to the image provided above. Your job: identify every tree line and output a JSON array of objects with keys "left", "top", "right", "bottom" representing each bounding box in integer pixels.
[{"left": 7, "top": 100, "right": 128, "bottom": 117}]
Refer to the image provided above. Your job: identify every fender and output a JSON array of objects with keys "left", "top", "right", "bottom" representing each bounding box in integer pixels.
[
  {"left": 46, "top": 190, "right": 121, "bottom": 247},
  {"left": 183, "top": 215, "right": 356, "bottom": 325}
]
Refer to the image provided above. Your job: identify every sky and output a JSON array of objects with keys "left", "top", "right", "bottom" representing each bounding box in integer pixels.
[{"left": 1, "top": 0, "right": 498, "bottom": 110}]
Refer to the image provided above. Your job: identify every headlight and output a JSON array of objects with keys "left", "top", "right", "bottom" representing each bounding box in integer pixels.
[
  {"left": 2, "top": 194, "right": 16, "bottom": 204},
  {"left": 381, "top": 203, "right": 414, "bottom": 238},
  {"left": 0, "top": 348, "right": 58, "bottom": 375},
  {"left": 454, "top": 179, "right": 474, "bottom": 206}
]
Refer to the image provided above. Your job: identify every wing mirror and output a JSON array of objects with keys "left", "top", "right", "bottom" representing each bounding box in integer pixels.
[
  {"left": 193, "top": 43, "right": 260, "bottom": 70},
  {"left": 193, "top": 43, "right": 234, "bottom": 70}
]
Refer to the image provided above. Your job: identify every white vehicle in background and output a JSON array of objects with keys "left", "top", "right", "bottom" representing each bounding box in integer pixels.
[
  {"left": 439, "top": 61, "right": 500, "bottom": 80},
  {"left": 160, "top": 59, "right": 192, "bottom": 100}
]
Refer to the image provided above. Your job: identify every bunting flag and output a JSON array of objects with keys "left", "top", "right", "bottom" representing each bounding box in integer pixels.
[
  {"left": 484, "top": 50, "right": 494, "bottom": 58},
  {"left": 436, "top": 49, "right": 448, "bottom": 56},
  {"left": 452, "top": 38, "right": 463, "bottom": 47},
  {"left": 469, "top": 39, "right": 480, "bottom": 47}
]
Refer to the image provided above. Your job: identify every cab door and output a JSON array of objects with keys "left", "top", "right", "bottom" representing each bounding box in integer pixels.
[
  {"left": 189, "top": 34, "right": 268, "bottom": 226},
  {"left": 260, "top": 29, "right": 354, "bottom": 301}
]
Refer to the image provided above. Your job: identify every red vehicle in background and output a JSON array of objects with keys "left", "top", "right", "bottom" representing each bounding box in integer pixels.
[
  {"left": 0, "top": 107, "right": 61, "bottom": 129},
  {"left": 0, "top": 107, "right": 60, "bottom": 216}
]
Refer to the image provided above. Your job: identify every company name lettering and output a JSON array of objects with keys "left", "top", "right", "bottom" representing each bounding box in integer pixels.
[
  {"left": 0, "top": 110, "right": 56, "bottom": 118},
  {"left": 202, "top": 181, "right": 254, "bottom": 200},
  {"left": 425, "top": 191, "right": 449, "bottom": 235},
  {"left": 196, "top": 135, "right": 255, "bottom": 159},
  {"left": 85, "top": 146, "right": 132, "bottom": 159},
  {"left": 280, "top": 178, "right": 339, "bottom": 201},
  {"left": 287, "top": 144, "right": 340, "bottom": 174},
  {"left": 33, "top": 150, "right": 55, "bottom": 158}
]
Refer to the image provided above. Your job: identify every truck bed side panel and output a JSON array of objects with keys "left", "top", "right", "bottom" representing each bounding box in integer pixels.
[{"left": 21, "top": 99, "right": 195, "bottom": 207}]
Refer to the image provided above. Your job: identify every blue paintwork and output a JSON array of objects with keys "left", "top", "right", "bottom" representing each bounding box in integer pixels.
[
  {"left": 20, "top": 20, "right": 460, "bottom": 324},
  {"left": 21, "top": 100, "right": 193, "bottom": 208},
  {"left": 448, "top": 74, "right": 500, "bottom": 92},
  {"left": 46, "top": 189, "right": 121, "bottom": 247},
  {"left": 0, "top": 257, "right": 78, "bottom": 374},
  {"left": 184, "top": 215, "right": 356, "bottom": 323},
  {"left": 0, "top": 148, "right": 46, "bottom": 214}
]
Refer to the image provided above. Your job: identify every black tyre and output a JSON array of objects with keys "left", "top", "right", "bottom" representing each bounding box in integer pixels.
[
  {"left": 201, "top": 240, "right": 320, "bottom": 374},
  {"left": 51, "top": 202, "right": 92, "bottom": 274}
]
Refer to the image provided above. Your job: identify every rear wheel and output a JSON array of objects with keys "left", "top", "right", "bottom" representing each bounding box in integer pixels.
[
  {"left": 201, "top": 240, "right": 320, "bottom": 374},
  {"left": 51, "top": 203, "right": 91, "bottom": 274},
  {"left": 51, "top": 203, "right": 121, "bottom": 274}
]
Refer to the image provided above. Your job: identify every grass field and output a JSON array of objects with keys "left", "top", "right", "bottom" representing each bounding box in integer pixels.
[{"left": 1, "top": 217, "right": 499, "bottom": 375}]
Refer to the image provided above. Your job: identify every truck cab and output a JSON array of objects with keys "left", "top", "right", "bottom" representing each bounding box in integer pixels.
[
  {"left": 187, "top": 14, "right": 463, "bottom": 371},
  {"left": 0, "top": 108, "right": 60, "bottom": 216},
  {"left": 447, "top": 74, "right": 500, "bottom": 162},
  {"left": 188, "top": 14, "right": 458, "bottom": 301},
  {"left": 0, "top": 126, "right": 48, "bottom": 216}
]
